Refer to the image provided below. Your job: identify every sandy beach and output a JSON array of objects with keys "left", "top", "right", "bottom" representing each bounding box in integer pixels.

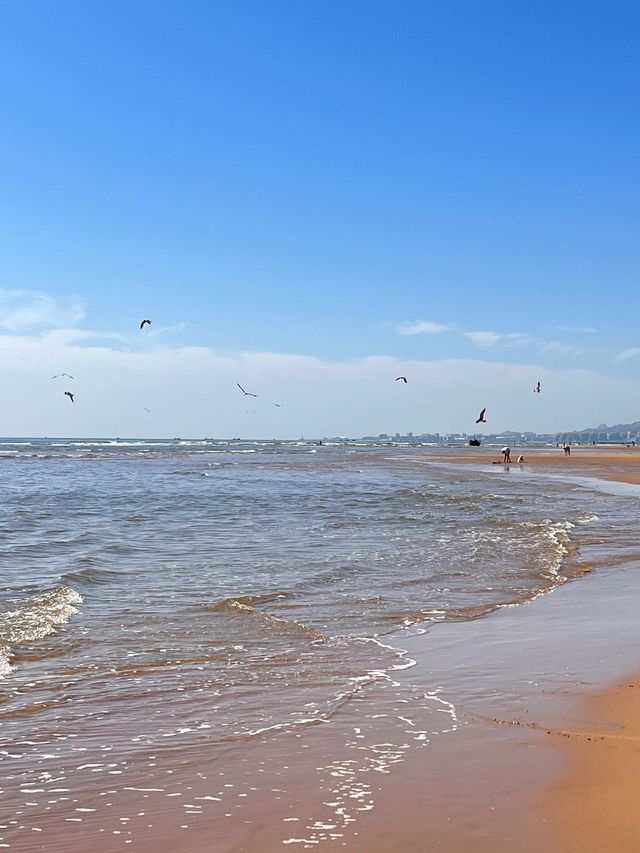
[{"left": 426, "top": 447, "right": 640, "bottom": 852}]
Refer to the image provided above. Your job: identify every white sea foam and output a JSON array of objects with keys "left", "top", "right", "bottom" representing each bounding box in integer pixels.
[{"left": 0, "top": 586, "right": 82, "bottom": 679}]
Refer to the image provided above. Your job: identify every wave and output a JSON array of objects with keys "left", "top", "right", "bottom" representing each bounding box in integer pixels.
[
  {"left": 61, "top": 565, "right": 124, "bottom": 586},
  {"left": 0, "top": 585, "right": 82, "bottom": 679},
  {"left": 207, "top": 593, "right": 327, "bottom": 642}
]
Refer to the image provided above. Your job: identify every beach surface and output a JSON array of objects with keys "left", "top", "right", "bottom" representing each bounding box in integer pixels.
[
  {"left": 429, "top": 447, "right": 640, "bottom": 853},
  {"left": 2, "top": 443, "right": 640, "bottom": 851}
]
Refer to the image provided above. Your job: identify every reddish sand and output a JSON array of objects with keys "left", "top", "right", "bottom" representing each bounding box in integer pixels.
[
  {"left": 430, "top": 445, "right": 640, "bottom": 485},
  {"left": 436, "top": 447, "right": 640, "bottom": 852},
  {"left": 544, "top": 676, "right": 640, "bottom": 852}
]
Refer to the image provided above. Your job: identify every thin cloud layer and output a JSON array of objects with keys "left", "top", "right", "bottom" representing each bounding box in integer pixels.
[
  {"left": 616, "top": 348, "right": 640, "bottom": 362},
  {"left": 0, "top": 291, "right": 633, "bottom": 437},
  {"left": 395, "top": 321, "right": 451, "bottom": 336},
  {"left": 0, "top": 326, "right": 637, "bottom": 438},
  {"left": 0, "top": 290, "right": 85, "bottom": 332}
]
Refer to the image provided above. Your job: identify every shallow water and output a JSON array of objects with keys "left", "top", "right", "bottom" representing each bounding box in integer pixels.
[{"left": 0, "top": 440, "right": 635, "bottom": 848}]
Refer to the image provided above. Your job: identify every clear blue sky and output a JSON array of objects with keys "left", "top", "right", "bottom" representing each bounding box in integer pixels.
[{"left": 0, "top": 1, "right": 639, "bottom": 436}]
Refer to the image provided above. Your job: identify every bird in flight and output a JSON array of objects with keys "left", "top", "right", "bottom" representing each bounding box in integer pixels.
[
  {"left": 534, "top": 381, "right": 541, "bottom": 393},
  {"left": 52, "top": 373, "right": 74, "bottom": 379},
  {"left": 64, "top": 391, "right": 75, "bottom": 403},
  {"left": 140, "top": 319, "right": 152, "bottom": 329},
  {"left": 475, "top": 407, "right": 487, "bottom": 424},
  {"left": 237, "top": 383, "right": 258, "bottom": 397},
  {"left": 274, "top": 403, "right": 285, "bottom": 407},
  {"left": 395, "top": 376, "right": 408, "bottom": 383},
  {"left": 144, "top": 407, "right": 153, "bottom": 413}
]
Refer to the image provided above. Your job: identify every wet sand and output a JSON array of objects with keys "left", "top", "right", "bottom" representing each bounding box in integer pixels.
[
  {"left": 544, "top": 675, "right": 640, "bottom": 852},
  {"left": 432, "top": 444, "right": 640, "bottom": 485},
  {"left": 430, "top": 447, "right": 640, "bottom": 852}
]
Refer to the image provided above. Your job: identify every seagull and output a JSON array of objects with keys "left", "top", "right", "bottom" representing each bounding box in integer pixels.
[
  {"left": 140, "top": 319, "right": 152, "bottom": 329},
  {"left": 64, "top": 391, "right": 75, "bottom": 403},
  {"left": 395, "top": 376, "right": 408, "bottom": 384},
  {"left": 475, "top": 407, "right": 487, "bottom": 424},
  {"left": 52, "top": 373, "right": 74, "bottom": 379},
  {"left": 237, "top": 383, "right": 258, "bottom": 397},
  {"left": 274, "top": 403, "right": 285, "bottom": 407},
  {"left": 534, "top": 381, "right": 541, "bottom": 393},
  {"left": 144, "top": 407, "right": 153, "bottom": 413}
]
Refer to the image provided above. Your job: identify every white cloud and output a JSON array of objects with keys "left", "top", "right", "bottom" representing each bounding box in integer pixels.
[
  {"left": 0, "top": 327, "right": 636, "bottom": 437},
  {"left": 464, "top": 331, "right": 502, "bottom": 347},
  {"left": 556, "top": 326, "right": 597, "bottom": 334},
  {"left": 465, "top": 330, "right": 584, "bottom": 356},
  {"left": 616, "top": 348, "right": 640, "bottom": 362},
  {"left": 395, "top": 320, "right": 450, "bottom": 336},
  {"left": 0, "top": 289, "right": 85, "bottom": 332}
]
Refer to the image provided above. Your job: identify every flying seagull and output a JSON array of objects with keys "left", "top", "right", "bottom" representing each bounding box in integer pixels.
[
  {"left": 64, "top": 391, "right": 75, "bottom": 403},
  {"left": 395, "top": 376, "right": 408, "bottom": 383},
  {"left": 52, "top": 373, "right": 74, "bottom": 379},
  {"left": 534, "top": 381, "right": 541, "bottom": 393},
  {"left": 144, "top": 407, "right": 153, "bottom": 413},
  {"left": 274, "top": 403, "right": 285, "bottom": 407},
  {"left": 140, "top": 319, "right": 152, "bottom": 329},
  {"left": 475, "top": 407, "right": 487, "bottom": 424},
  {"left": 237, "top": 383, "right": 258, "bottom": 397}
]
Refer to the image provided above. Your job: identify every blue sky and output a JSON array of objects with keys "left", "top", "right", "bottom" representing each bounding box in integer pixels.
[{"left": 1, "top": 1, "right": 639, "bottom": 436}]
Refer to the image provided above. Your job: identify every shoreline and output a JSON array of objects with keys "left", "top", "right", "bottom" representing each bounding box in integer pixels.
[
  {"left": 4, "top": 450, "right": 640, "bottom": 851},
  {"left": 155, "top": 453, "right": 640, "bottom": 852},
  {"left": 420, "top": 449, "right": 640, "bottom": 852}
]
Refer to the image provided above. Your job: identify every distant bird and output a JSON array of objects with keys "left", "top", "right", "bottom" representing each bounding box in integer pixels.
[
  {"left": 64, "top": 391, "right": 75, "bottom": 403},
  {"left": 475, "top": 407, "right": 487, "bottom": 424},
  {"left": 395, "top": 376, "right": 408, "bottom": 384},
  {"left": 237, "top": 383, "right": 258, "bottom": 397},
  {"left": 140, "top": 319, "right": 152, "bottom": 330},
  {"left": 274, "top": 403, "right": 285, "bottom": 408},
  {"left": 534, "top": 381, "right": 541, "bottom": 393},
  {"left": 144, "top": 407, "right": 153, "bottom": 413},
  {"left": 52, "top": 373, "right": 74, "bottom": 379},
  {"left": 245, "top": 409, "right": 257, "bottom": 414}
]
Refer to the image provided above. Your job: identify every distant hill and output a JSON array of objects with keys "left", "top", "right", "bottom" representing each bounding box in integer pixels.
[{"left": 579, "top": 420, "right": 640, "bottom": 434}]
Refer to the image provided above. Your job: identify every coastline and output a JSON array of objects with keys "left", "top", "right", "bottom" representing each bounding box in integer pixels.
[
  {"left": 419, "top": 448, "right": 640, "bottom": 852},
  {"left": 4, "top": 448, "right": 640, "bottom": 851},
  {"left": 155, "top": 451, "right": 640, "bottom": 852}
]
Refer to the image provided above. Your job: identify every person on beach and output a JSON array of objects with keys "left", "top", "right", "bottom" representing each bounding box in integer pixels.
[
  {"left": 501, "top": 446, "right": 512, "bottom": 463},
  {"left": 563, "top": 444, "right": 571, "bottom": 456},
  {"left": 517, "top": 455, "right": 525, "bottom": 463}
]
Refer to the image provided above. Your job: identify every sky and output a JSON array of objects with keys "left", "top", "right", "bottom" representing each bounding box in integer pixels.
[{"left": 1, "top": 0, "right": 639, "bottom": 437}]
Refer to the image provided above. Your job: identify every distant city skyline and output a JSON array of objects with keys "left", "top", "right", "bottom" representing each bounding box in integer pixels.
[{"left": 1, "top": 2, "right": 639, "bottom": 435}]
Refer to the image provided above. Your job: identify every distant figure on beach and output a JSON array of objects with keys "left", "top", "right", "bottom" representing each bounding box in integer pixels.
[
  {"left": 563, "top": 444, "right": 571, "bottom": 456},
  {"left": 501, "top": 446, "right": 512, "bottom": 463},
  {"left": 517, "top": 455, "right": 525, "bottom": 463}
]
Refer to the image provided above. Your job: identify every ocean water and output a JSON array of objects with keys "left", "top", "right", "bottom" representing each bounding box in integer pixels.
[{"left": 0, "top": 439, "right": 633, "bottom": 848}]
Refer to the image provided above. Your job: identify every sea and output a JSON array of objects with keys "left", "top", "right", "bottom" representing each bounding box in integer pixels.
[{"left": 0, "top": 438, "right": 635, "bottom": 850}]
